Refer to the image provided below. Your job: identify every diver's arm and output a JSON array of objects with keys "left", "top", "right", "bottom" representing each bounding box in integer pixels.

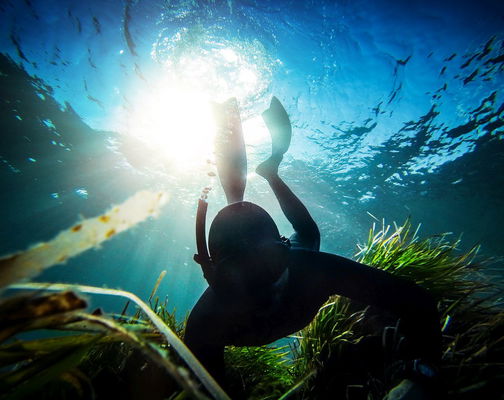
[
  {"left": 184, "top": 290, "right": 226, "bottom": 384},
  {"left": 288, "top": 249, "right": 441, "bottom": 363},
  {"left": 184, "top": 329, "right": 225, "bottom": 385}
]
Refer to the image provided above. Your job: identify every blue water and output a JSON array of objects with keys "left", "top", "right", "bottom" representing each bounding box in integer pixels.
[{"left": 1, "top": 0, "right": 503, "bottom": 315}]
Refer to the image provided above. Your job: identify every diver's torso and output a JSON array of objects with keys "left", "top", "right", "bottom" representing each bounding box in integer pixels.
[
  {"left": 223, "top": 302, "right": 319, "bottom": 346},
  {"left": 218, "top": 261, "right": 326, "bottom": 347}
]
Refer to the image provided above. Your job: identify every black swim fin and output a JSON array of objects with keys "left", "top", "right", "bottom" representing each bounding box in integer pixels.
[
  {"left": 211, "top": 97, "right": 247, "bottom": 203},
  {"left": 211, "top": 97, "right": 239, "bottom": 128},
  {"left": 261, "top": 96, "right": 292, "bottom": 156}
]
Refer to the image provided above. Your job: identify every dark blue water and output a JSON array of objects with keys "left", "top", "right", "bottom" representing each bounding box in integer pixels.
[{"left": 1, "top": 0, "right": 503, "bottom": 314}]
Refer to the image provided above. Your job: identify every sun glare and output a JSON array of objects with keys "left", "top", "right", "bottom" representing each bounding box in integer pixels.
[
  {"left": 127, "top": 82, "right": 215, "bottom": 168},
  {"left": 118, "top": 41, "right": 272, "bottom": 171}
]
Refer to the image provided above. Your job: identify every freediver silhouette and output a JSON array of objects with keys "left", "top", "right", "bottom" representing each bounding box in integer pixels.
[{"left": 185, "top": 96, "right": 441, "bottom": 399}]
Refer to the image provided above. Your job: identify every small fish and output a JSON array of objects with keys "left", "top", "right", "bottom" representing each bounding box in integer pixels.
[
  {"left": 397, "top": 55, "right": 411, "bottom": 66},
  {"left": 460, "top": 54, "right": 477, "bottom": 69},
  {"left": 444, "top": 53, "right": 456, "bottom": 62},
  {"left": 477, "top": 36, "right": 495, "bottom": 60},
  {"left": 485, "top": 54, "right": 504, "bottom": 66},
  {"left": 134, "top": 63, "right": 146, "bottom": 81},
  {"left": 92, "top": 16, "right": 101, "bottom": 34},
  {"left": 87, "top": 95, "right": 104, "bottom": 109},
  {"left": 76, "top": 17, "right": 82, "bottom": 34},
  {"left": 207, "top": 171, "right": 216, "bottom": 177},
  {"left": 88, "top": 49, "right": 97, "bottom": 69},
  {"left": 9, "top": 33, "right": 30, "bottom": 63},
  {"left": 123, "top": 0, "right": 137, "bottom": 56},
  {"left": 463, "top": 69, "right": 479, "bottom": 85}
]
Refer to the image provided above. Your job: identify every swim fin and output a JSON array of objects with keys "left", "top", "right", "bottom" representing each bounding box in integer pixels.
[
  {"left": 261, "top": 96, "right": 292, "bottom": 157},
  {"left": 211, "top": 97, "right": 242, "bottom": 136},
  {"left": 211, "top": 97, "right": 247, "bottom": 203}
]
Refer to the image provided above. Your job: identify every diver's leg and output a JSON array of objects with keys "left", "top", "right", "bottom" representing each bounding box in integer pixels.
[
  {"left": 184, "top": 288, "right": 226, "bottom": 385},
  {"left": 256, "top": 97, "right": 320, "bottom": 250},
  {"left": 213, "top": 98, "right": 247, "bottom": 204},
  {"left": 265, "top": 174, "right": 320, "bottom": 250}
]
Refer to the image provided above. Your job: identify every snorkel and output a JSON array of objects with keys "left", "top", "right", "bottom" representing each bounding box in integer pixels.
[{"left": 194, "top": 198, "right": 215, "bottom": 286}]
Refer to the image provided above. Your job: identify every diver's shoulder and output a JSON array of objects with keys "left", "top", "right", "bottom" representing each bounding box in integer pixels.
[
  {"left": 284, "top": 249, "right": 330, "bottom": 294},
  {"left": 286, "top": 247, "right": 319, "bottom": 270}
]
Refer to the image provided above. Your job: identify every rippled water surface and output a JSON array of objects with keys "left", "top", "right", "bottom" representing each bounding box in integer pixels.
[{"left": 1, "top": 0, "right": 503, "bottom": 313}]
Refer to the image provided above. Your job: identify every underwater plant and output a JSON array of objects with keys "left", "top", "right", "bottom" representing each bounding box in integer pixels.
[
  {"left": 0, "top": 285, "right": 211, "bottom": 400},
  {"left": 1, "top": 211, "right": 502, "bottom": 399},
  {"left": 0, "top": 191, "right": 230, "bottom": 400},
  {"left": 223, "top": 345, "right": 294, "bottom": 399},
  {"left": 291, "top": 219, "right": 503, "bottom": 399},
  {"left": 0, "top": 190, "right": 169, "bottom": 288}
]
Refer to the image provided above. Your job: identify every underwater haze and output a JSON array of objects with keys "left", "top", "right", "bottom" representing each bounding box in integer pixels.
[{"left": 1, "top": 0, "right": 503, "bottom": 315}]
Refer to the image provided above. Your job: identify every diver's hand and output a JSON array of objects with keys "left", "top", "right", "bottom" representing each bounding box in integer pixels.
[{"left": 383, "top": 379, "right": 436, "bottom": 400}]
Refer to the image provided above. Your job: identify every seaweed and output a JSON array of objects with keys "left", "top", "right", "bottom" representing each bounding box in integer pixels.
[
  {"left": 0, "top": 190, "right": 229, "bottom": 400},
  {"left": 223, "top": 345, "right": 294, "bottom": 399},
  {"left": 0, "top": 286, "right": 211, "bottom": 400},
  {"left": 291, "top": 219, "right": 503, "bottom": 399},
  {"left": 0, "top": 214, "right": 502, "bottom": 399},
  {"left": 0, "top": 190, "right": 169, "bottom": 289},
  {"left": 6, "top": 282, "right": 228, "bottom": 400}
]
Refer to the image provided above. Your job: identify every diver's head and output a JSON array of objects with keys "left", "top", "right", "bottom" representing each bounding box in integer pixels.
[{"left": 208, "top": 202, "right": 289, "bottom": 297}]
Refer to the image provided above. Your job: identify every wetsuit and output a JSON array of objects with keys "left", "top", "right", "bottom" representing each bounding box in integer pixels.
[{"left": 184, "top": 97, "right": 441, "bottom": 387}]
